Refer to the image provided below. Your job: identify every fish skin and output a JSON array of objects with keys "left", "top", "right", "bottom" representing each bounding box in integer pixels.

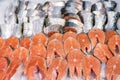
[
  {"left": 12, "top": 24, "right": 22, "bottom": 38},
  {"left": 83, "top": 1, "right": 92, "bottom": 12},
  {"left": 104, "top": 1, "right": 117, "bottom": 11},
  {"left": 93, "top": 11, "right": 106, "bottom": 30},
  {"left": 64, "top": 19, "right": 83, "bottom": 33},
  {"left": 105, "top": 11, "right": 119, "bottom": 31},
  {"left": 23, "top": 22, "right": 34, "bottom": 37},
  {"left": 0, "top": 24, "right": 13, "bottom": 39},
  {"left": 80, "top": 11, "right": 93, "bottom": 33}
]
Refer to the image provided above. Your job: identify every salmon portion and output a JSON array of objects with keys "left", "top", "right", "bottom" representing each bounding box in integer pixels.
[
  {"left": 49, "top": 33, "right": 63, "bottom": 42},
  {"left": 94, "top": 43, "right": 113, "bottom": 63},
  {"left": 0, "top": 57, "right": 8, "bottom": 80},
  {"left": 105, "top": 30, "right": 117, "bottom": 43},
  {"left": 67, "top": 49, "right": 83, "bottom": 78},
  {"left": 48, "top": 31, "right": 59, "bottom": 37},
  {"left": 0, "top": 47, "right": 13, "bottom": 60},
  {"left": 4, "top": 37, "right": 19, "bottom": 50},
  {"left": 64, "top": 37, "right": 80, "bottom": 55},
  {"left": 12, "top": 47, "right": 29, "bottom": 64},
  {"left": 106, "top": 56, "right": 120, "bottom": 80},
  {"left": 64, "top": 27, "right": 77, "bottom": 33},
  {"left": 30, "top": 43, "right": 47, "bottom": 58},
  {"left": 47, "top": 39, "right": 65, "bottom": 66},
  {"left": 88, "top": 29, "right": 105, "bottom": 49},
  {"left": 31, "top": 33, "right": 47, "bottom": 46},
  {"left": 83, "top": 55, "right": 101, "bottom": 80},
  {"left": 45, "top": 58, "right": 67, "bottom": 80},
  {"left": 77, "top": 33, "right": 91, "bottom": 54},
  {"left": 108, "top": 35, "right": 120, "bottom": 56},
  {"left": 25, "top": 56, "right": 47, "bottom": 80},
  {"left": 63, "top": 31, "right": 77, "bottom": 41},
  {"left": 20, "top": 37, "right": 31, "bottom": 49},
  {"left": 0, "top": 37, "right": 4, "bottom": 48},
  {"left": 3, "top": 58, "right": 21, "bottom": 80}
]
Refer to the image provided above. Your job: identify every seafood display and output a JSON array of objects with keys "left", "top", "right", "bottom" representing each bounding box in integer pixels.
[
  {"left": 0, "top": 0, "right": 120, "bottom": 80},
  {"left": 0, "top": 30, "right": 119, "bottom": 80}
]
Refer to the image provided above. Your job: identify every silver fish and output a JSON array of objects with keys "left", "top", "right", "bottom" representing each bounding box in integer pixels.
[
  {"left": 92, "top": 1, "right": 105, "bottom": 13},
  {"left": 17, "top": 10, "right": 27, "bottom": 24},
  {"left": 12, "top": 23, "right": 22, "bottom": 38},
  {"left": 44, "top": 24, "right": 63, "bottom": 36},
  {"left": 64, "top": 19, "right": 83, "bottom": 33},
  {"left": 42, "top": 1, "right": 51, "bottom": 15},
  {"left": 93, "top": 11, "right": 106, "bottom": 30},
  {"left": 117, "top": 17, "right": 120, "bottom": 30},
  {"left": 83, "top": 1, "right": 92, "bottom": 12},
  {"left": 26, "top": 1, "right": 37, "bottom": 10},
  {"left": 45, "top": 17, "right": 65, "bottom": 27},
  {"left": 32, "top": 17, "right": 45, "bottom": 35},
  {"left": 105, "top": 11, "right": 119, "bottom": 31},
  {"left": 104, "top": 1, "right": 117, "bottom": 11},
  {"left": 17, "top": 0, "right": 27, "bottom": 24},
  {"left": 0, "top": 24, "right": 13, "bottom": 39},
  {"left": 62, "top": 1, "right": 82, "bottom": 14},
  {"left": 27, "top": 9, "right": 39, "bottom": 17},
  {"left": 44, "top": 17, "right": 65, "bottom": 35},
  {"left": 80, "top": 11, "right": 93, "bottom": 33},
  {"left": 67, "top": 0, "right": 83, "bottom": 11},
  {"left": 23, "top": 22, "right": 33, "bottom": 37},
  {"left": 4, "top": 1, "right": 17, "bottom": 24},
  {"left": 48, "top": 1, "right": 65, "bottom": 18},
  {"left": 4, "top": 13, "right": 17, "bottom": 26}
]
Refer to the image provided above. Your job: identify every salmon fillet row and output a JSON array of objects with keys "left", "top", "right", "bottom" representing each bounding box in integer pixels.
[{"left": 0, "top": 29, "right": 120, "bottom": 80}]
